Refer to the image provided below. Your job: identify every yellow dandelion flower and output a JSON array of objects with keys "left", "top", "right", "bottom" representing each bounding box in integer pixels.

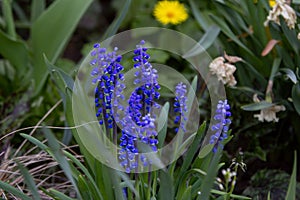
[
  {"left": 269, "top": 0, "right": 276, "bottom": 7},
  {"left": 153, "top": 1, "right": 188, "bottom": 25}
]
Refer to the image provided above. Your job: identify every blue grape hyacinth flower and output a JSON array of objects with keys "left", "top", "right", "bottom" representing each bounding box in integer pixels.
[
  {"left": 117, "top": 40, "right": 161, "bottom": 171},
  {"left": 209, "top": 100, "right": 231, "bottom": 153},
  {"left": 173, "top": 82, "right": 188, "bottom": 133},
  {"left": 90, "top": 40, "right": 193, "bottom": 172},
  {"left": 90, "top": 44, "right": 124, "bottom": 130}
]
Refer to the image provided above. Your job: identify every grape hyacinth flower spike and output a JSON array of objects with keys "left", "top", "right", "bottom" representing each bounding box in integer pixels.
[
  {"left": 209, "top": 100, "right": 231, "bottom": 153},
  {"left": 118, "top": 40, "right": 161, "bottom": 172},
  {"left": 90, "top": 44, "right": 124, "bottom": 132},
  {"left": 173, "top": 82, "right": 188, "bottom": 133}
]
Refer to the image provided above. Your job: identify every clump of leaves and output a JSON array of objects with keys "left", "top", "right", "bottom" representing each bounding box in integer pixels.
[{"left": 242, "top": 169, "right": 300, "bottom": 200}]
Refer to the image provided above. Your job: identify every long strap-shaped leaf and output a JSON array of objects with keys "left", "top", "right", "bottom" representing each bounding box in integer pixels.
[
  {"left": 0, "top": 181, "right": 31, "bottom": 200},
  {"left": 285, "top": 151, "right": 297, "bottom": 200},
  {"left": 101, "top": 0, "right": 132, "bottom": 40},
  {"left": 31, "top": 0, "right": 93, "bottom": 94}
]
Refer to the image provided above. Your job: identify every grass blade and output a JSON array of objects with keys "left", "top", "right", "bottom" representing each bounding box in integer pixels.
[
  {"left": 269, "top": 58, "right": 281, "bottom": 81},
  {"left": 64, "top": 151, "right": 103, "bottom": 200},
  {"left": 241, "top": 101, "right": 275, "bottom": 111},
  {"left": 0, "top": 181, "right": 31, "bottom": 200},
  {"left": 211, "top": 189, "right": 251, "bottom": 199},
  {"left": 181, "top": 186, "right": 192, "bottom": 200},
  {"left": 183, "top": 25, "right": 220, "bottom": 58},
  {"left": 158, "top": 170, "right": 174, "bottom": 200},
  {"left": 43, "top": 128, "right": 82, "bottom": 200},
  {"left": 180, "top": 122, "right": 206, "bottom": 172},
  {"left": 77, "top": 175, "right": 93, "bottom": 200},
  {"left": 20, "top": 133, "right": 48, "bottom": 150},
  {"left": 292, "top": 83, "right": 300, "bottom": 115},
  {"left": 116, "top": 171, "right": 140, "bottom": 199},
  {"left": 48, "top": 188, "right": 76, "bottom": 200},
  {"left": 31, "top": 0, "right": 45, "bottom": 22},
  {"left": 198, "top": 148, "right": 222, "bottom": 200},
  {"left": 16, "top": 162, "right": 42, "bottom": 200},
  {"left": 157, "top": 102, "right": 169, "bottom": 148},
  {"left": 45, "top": 55, "right": 74, "bottom": 92},
  {"left": 101, "top": 0, "right": 132, "bottom": 40},
  {"left": 189, "top": 0, "right": 212, "bottom": 31},
  {"left": 2, "top": 0, "right": 16, "bottom": 38},
  {"left": 285, "top": 151, "right": 297, "bottom": 200}
]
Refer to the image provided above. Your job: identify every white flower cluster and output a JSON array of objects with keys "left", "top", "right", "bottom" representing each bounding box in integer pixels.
[
  {"left": 217, "top": 168, "right": 237, "bottom": 191},
  {"left": 253, "top": 94, "right": 286, "bottom": 122},
  {"left": 209, "top": 52, "right": 242, "bottom": 87},
  {"left": 264, "top": 0, "right": 297, "bottom": 29}
]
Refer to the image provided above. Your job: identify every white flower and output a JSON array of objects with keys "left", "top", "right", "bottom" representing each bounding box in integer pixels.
[
  {"left": 209, "top": 57, "right": 237, "bottom": 87},
  {"left": 253, "top": 94, "right": 286, "bottom": 122},
  {"left": 264, "top": 0, "right": 296, "bottom": 29},
  {"left": 297, "top": 32, "right": 300, "bottom": 40},
  {"left": 254, "top": 105, "right": 286, "bottom": 122}
]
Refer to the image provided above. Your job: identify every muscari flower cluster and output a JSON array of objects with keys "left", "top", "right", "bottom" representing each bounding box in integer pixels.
[
  {"left": 90, "top": 41, "right": 190, "bottom": 172},
  {"left": 209, "top": 100, "right": 231, "bottom": 153},
  {"left": 118, "top": 41, "right": 161, "bottom": 171},
  {"left": 90, "top": 44, "right": 124, "bottom": 129},
  {"left": 173, "top": 82, "right": 188, "bottom": 133}
]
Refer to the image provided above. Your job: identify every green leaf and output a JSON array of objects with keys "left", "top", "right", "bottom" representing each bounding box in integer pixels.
[
  {"left": 157, "top": 102, "right": 169, "bottom": 148},
  {"left": 280, "top": 17, "right": 299, "bottom": 53},
  {"left": 241, "top": 101, "right": 275, "bottom": 111},
  {"left": 45, "top": 56, "right": 74, "bottom": 144},
  {"left": 2, "top": 0, "right": 16, "bottom": 38},
  {"left": 243, "top": 61, "right": 267, "bottom": 85},
  {"left": 244, "top": 0, "right": 268, "bottom": 45},
  {"left": 189, "top": 0, "right": 213, "bottom": 30},
  {"left": 64, "top": 151, "right": 104, "bottom": 200},
  {"left": 110, "top": 170, "right": 126, "bottom": 200},
  {"left": 48, "top": 188, "right": 76, "bottom": 200},
  {"left": 45, "top": 55, "right": 74, "bottom": 92},
  {"left": 269, "top": 58, "right": 281, "bottom": 81},
  {"left": 158, "top": 170, "right": 174, "bottom": 200},
  {"left": 177, "top": 132, "right": 198, "bottom": 157},
  {"left": 174, "top": 123, "right": 206, "bottom": 196},
  {"left": 231, "top": 86, "right": 264, "bottom": 96},
  {"left": 211, "top": 189, "right": 252, "bottom": 199},
  {"left": 101, "top": 0, "right": 132, "bottom": 40},
  {"left": 180, "top": 122, "right": 206, "bottom": 175},
  {"left": 20, "top": 133, "right": 48, "bottom": 150},
  {"left": 198, "top": 148, "right": 222, "bottom": 200},
  {"left": 0, "top": 30, "right": 29, "bottom": 75},
  {"left": 43, "top": 128, "right": 82, "bottom": 200},
  {"left": 31, "top": 0, "right": 93, "bottom": 93},
  {"left": 181, "top": 186, "right": 192, "bottom": 200},
  {"left": 96, "top": 163, "right": 114, "bottom": 200},
  {"left": 116, "top": 171, "right": 140, "bottom": 199},
  {"left": 199, "top": 25, "right": 220, "bottom": 49},
  {"left": 78, "top": 175, "right": 93, "bottom": 200},
  {"left": 209, "top": 15, "right": 253, "bottom": 56},
  {"left": 280, "top": 68, "right": 298, "bottom": 84},
  {"left": 285, "top": 151, "right": 297, "bottom": 200},
  {"left": 0, "top": 181, "right": 31, "bottom": 200},
  {"left": 198, "top": 144, "right": 214, "bottom": 159},
  {"left": 183, "top": 25, "right": 220, "bottom": 58},
  {"left": 16, "top": 162, "right": 42, "bottom": 200},
  {"left": 31, "top": 0, "right": 45, "bottom": 22},
  {"left": 292, "top": 83, "right": 300, "bottom": 115}
]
